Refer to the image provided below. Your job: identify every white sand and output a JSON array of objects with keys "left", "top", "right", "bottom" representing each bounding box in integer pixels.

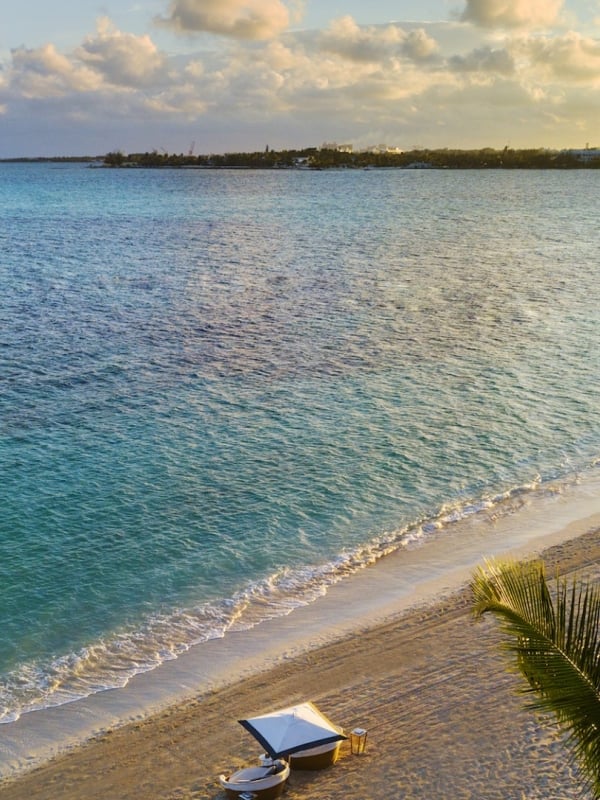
[{"left": 0, "top": 472, "right": 599, "bottom": 799}]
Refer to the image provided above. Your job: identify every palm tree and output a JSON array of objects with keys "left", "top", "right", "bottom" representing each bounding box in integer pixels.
[{"left": 471, "top": 557, "right": 600, "bottom": 798}]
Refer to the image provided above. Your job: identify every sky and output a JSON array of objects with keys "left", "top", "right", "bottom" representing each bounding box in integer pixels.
[{"left": 1, "top": 0, "right": 600, "bottom": 157}]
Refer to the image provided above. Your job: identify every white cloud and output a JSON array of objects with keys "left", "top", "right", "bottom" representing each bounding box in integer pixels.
[
  {"left": 2, "top": 7, "right": 600, "bottom": 156},
  {"left": 4, "top": 18, "right": 176, "bottom": 103},
  {"left": 141, "top": 85, "right": 209, "bottom": 115},
  {"left": 403, "top": 29, "right": 440, "bottom": 60},
  {"left": 320, "top": 16, "right": 438, "bottom": 63},
  {"left": 461, "top": 0, "right": 565, "bottom": 29},
  {"left": 450, "top": 46, "right": 515, "bottom": 74},
  {"left": 156, "top": 0, "right": 293, "bottom": 39},
  {"left": 515, "top": 31, "right": 600, "bottom": 83},
  {"left": 76, "top": 18, "right": 171, "bottom": 88},
  {"left": 9, "top": 43, "right": 102, "bottom": 98}
]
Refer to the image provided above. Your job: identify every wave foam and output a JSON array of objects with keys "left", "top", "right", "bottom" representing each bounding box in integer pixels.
[{"left": 0, "top": 466, "right": 597, "bottom": 724}]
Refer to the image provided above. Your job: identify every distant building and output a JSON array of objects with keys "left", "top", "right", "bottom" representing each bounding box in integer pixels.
[
  {"left": 320, "top": 142, "right": 353, "bottom": 153},
  {"left": 563, "top": 148, "right": 600, "bottom": 163},
  {"left": 361, "top": 144, "right": 404, "bottom": 154}
]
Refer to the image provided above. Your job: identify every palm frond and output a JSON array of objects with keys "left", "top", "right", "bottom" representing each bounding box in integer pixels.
[{"left": 471, "top": 557, "right": 600, "bottom": 799}]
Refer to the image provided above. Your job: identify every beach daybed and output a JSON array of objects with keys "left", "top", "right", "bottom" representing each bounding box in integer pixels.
[
  {"left": 288, "top": 739, "right": 342, "bottom": 770},
  {"left": 219, "top": 760, "right": 290, "bottom": 799},
  {"left": 238, "top": 700, "right": 346, "bottom": 768}
]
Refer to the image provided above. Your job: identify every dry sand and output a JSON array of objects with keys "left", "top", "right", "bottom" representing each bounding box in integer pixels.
[{"left": 2, "top": 526, "right": 600, "bottom": 800}]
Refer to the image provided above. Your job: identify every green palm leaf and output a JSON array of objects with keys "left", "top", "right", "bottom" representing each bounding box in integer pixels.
[{"left": 472, "top": 558, "right": 600, "bottom": 799}]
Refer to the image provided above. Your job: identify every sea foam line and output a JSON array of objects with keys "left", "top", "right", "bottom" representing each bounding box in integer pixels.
[{"left": 0, "top": 468, "right": 592, "bottom": 724}]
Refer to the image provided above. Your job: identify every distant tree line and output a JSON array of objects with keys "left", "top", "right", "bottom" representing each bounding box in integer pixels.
[
  {"left": 103, "top": 148, "right": 300, "bottom": 168},
  {"left": 0, "top": 156, "right": 102, "bottom": 163},
  {"left": 102, "top": 146, "right": 600, "bottom": 170}
]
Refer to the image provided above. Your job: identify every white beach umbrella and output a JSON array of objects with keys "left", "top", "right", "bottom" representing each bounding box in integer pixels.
[{"left": 238, "top": 701, "right": 346, "bottom": 759}]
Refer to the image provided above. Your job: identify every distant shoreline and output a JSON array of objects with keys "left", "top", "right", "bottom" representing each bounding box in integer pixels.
[
  {"left": 2, "top": 145, "right": 600, "bottom": 170},
  {"left": 0, "top": 157, "right": 102, "bottom": 163}
]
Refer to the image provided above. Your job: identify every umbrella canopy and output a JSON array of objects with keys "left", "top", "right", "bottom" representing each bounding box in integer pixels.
[{"left": 239, "top": 701, "right": 346, "bottom": 759}]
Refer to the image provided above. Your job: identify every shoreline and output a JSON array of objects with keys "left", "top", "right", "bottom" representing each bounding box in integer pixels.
[
  {"left": 1, "top": 495, "right": 600, "bottom": 798},
  {"left": 0, "top": 474, "right": 598, "bottom": 779}
]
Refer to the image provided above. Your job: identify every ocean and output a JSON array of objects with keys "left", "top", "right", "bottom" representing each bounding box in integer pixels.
[{"left": 0, "top": 162, "right": 599, "bottom": 767}]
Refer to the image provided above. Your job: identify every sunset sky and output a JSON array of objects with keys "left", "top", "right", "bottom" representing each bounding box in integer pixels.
[{"left": 2, "top": 0, "right": 600, "bottom": 157}]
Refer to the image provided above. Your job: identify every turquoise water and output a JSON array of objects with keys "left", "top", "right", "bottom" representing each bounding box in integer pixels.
[{"left": 0, "top": 163, "right": 598, "bottom": 724}]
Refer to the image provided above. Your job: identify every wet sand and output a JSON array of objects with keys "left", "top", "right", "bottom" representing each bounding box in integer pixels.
[{"left": 1, "top": 520, "right": 600, "bottom": 800}]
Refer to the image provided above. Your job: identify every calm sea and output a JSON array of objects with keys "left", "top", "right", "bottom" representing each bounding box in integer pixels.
[{"left": 0, "top": 163, "right": 599, "bottom": 728}]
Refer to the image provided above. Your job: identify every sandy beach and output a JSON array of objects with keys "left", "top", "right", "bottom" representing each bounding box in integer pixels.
[{"left": 1, "top": 515, "right": 600, "bottom": 800}]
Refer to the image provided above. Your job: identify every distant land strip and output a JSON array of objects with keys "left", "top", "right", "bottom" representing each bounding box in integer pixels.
[{"left": 2, "top": 146, "right": 600, "bottom": 169}]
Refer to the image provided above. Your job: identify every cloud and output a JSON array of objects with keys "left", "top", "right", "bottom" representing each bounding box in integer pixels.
[
  {"left": 9, "top": 43, "right": 102, "bottom": 98},
  {"left": 461, "top": 0, "right": 564, "bottom": 29},
  {"left": 212, "top": 25, "right": 456, "bottom": 126},
  {"left": 76, "top": 18, "right": 171, "bottom": 88},
  {"left": 450, "top": 46, "right": 515, "bottom": 74},
  {"left": 516, "top": 31, "right": 600, "bottom": 83},
  {"left": 320, "top": 16, "right": 438, "bottom": 63},
  {"left": 4, "top": 18, "right": 175, "bottom": 102},
  {"left": 156, "top": 0, "right": 293, "bottom": 39},
  {"left": 2, "top": 10, "right": 600, "bottom": 157},
  {"left": 403, "top": 29, "right": 440, "bottom": 60}
]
